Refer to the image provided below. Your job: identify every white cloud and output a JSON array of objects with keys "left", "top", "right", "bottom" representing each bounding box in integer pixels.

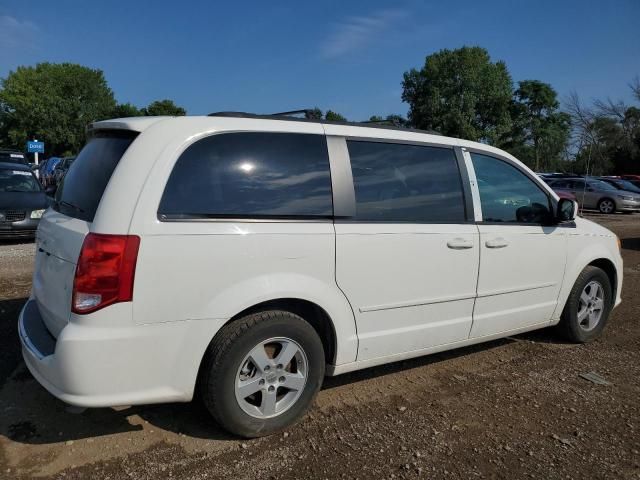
[
  {"left": 0, "top": 15, "right": 39, "bottom": 51},
  {"left": 320, "top": 9, "right": 407, "bottom": 59}
]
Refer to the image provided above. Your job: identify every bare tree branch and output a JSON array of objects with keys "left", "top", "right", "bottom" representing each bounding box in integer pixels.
[{"left": 630, "top": 76, "right": 640, "bottom": 103}]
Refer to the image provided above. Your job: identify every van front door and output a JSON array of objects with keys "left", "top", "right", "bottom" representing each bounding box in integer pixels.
[{"left": 467, "top": 152, "right": 567, "bottom": 338}]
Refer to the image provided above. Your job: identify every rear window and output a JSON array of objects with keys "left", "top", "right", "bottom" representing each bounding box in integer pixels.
[
  {"left": 0, "top": 152, "right": 27, "bottom": 164},
  {"left": 159, "top": 132, "right": 333, "bottom": 219},
  {"left": 0, "top": 168, "right": 41, "bottom": 192},
  {"left": 53, "top": 131, "right": 137, "bottom": 222}
]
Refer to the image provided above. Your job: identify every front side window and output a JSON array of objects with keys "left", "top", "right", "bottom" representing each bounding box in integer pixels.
[
  {"left": 569, "top": 179, "right": 586, "bottom": 190},
  {"left": 159, "top": 132, "right": 333, "bottom": 218},
  {"left": 471, "top": 153, "right": 552, "bottom": 224},
  {"left": 347, "top": 140, "right": 466, "bottom": 222}
]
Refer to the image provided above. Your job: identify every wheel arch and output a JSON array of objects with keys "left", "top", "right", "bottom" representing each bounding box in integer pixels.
[
  {"left": 553, "top": 247, "right": 620, "bottom": 325},
  {"left": 587, "top": 257, "right": 617, "bottom": 300},
  {"left": 225, "top": 298, "right": 338, "bottom": 365}
]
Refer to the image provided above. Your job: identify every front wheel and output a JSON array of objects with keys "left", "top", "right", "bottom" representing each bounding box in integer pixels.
[
  {"left": 199, "top": 311, "right": 325, "bottom": 438},
  {"left": 558, "top": 266, "right": 612, "bottom": 343},
  {"left": 598, "top": 198, "right": 616, "bottom": 214}
]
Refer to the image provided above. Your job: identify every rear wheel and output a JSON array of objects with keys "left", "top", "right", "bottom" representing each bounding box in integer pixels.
[
  {"left": 558, "top": 266, "right": 612, "bottom": 343},
  {"left": 200, "top": 310, "right": 325, "bottom": 438},
  {"left": 598, "top": 198, "right": 616, "bottom": 214}
]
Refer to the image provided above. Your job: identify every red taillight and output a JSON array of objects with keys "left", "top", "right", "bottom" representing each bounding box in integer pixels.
[{"left": 72, "top": 233, "right": 140, "bottom": 314}]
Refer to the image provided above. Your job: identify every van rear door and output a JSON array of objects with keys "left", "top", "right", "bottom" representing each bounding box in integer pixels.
[{"left": 33, "top": 130, "right": 138, "bottom": 337}]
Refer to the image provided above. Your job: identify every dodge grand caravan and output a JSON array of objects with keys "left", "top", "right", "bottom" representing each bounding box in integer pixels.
[{"left": 19, "top": 113, "right": 623, "bottom": 437}]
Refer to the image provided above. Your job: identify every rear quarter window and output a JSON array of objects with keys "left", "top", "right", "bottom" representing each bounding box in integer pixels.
[
  {"left": 54, "top": 130, "right": 138, "bottom": 222},
  {"left": 158, "top": 132, "right": 333, "bottom": 219}
]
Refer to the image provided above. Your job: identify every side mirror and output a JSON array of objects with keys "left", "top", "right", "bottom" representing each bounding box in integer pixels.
[{"left": 557, "top": 198, "right": 578, "bottom": 222}]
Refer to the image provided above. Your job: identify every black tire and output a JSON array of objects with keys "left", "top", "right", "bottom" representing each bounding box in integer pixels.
[
  {"left": 597, "top": 198, "right": 616, "bottom": 214},
  {"left": 558, "top": 266, "right": 612, "bottom": 343},
  {"left": 199, "top": 310, "right": 325, "bottom": 438}
]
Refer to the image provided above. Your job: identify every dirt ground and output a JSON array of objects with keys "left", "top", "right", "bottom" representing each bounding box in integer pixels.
[{"left": 0, "top": 214, "right": 639, "bottom": 480}]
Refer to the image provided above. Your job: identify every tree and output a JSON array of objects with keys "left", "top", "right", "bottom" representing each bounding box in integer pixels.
[
  {"left": 367, "top": 114, "right": 408, "bottom": 127},
  {"left": 141, "top": 99, "right": 186, "bottom": 116},
  {"left": 324, "top": 110, "right": 347, "bottom": 122},
  {"left": 113, "top": 102, "right": 142, "bottom": 117},
  {"left": 402, "top": 46, "right": 513, "bottom": 144},
  {"left": 509, "top": 80, "right": 570, "bottom": 171},
  {"left": 0, "top": 63, "right": 116, "bottom": 155},
  {"left": 566, "top": 82, "right": 640, "bottom": 176}
]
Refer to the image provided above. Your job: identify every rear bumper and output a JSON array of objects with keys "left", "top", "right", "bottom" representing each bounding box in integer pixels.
[{"left": 19, "top": 298, "right": 223, "bottom": 407}]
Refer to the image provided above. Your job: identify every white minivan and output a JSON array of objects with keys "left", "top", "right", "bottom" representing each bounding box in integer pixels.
[{"left": 19, "top": 113, "right": 623, "bottom": 437}]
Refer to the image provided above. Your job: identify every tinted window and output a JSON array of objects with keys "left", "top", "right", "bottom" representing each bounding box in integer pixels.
[
  {"left": 159, "top": 133, "right": 333, "bottom": 218},
  {"left": 471, "top": 153, "right": 551, "bottom": 224},
  {"left": 0, "top": 151, "right": 27, "bottom": 164},
  {"left": 347, "top": 141, "right": 465, "bottom": 222},
  {"left": 589, "top": 179, "right": 617, "bottom": 191},
  {"left": 54, "top": 131, "right": 138, "bottom": 222}
]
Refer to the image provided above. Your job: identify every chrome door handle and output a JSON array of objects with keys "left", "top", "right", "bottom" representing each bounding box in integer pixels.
[
  {"left": 485, "top": 238, "right": 509, "bottom": 249},
  {"left": 447, "top": 238, "right": 474, "bottom": 250}
]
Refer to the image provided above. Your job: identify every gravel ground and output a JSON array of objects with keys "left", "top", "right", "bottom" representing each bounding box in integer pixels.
[{"left": 0, "top": 214, "right": 639, "bottom": 479}]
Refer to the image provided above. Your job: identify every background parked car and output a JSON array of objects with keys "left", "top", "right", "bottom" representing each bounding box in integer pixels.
[
  {"left": 0, "top": 149, "right": 29, "bottom": 165},
  {"left": 39, "top": 157, "right": 62, "bottom": 188},
  {"left": 547, "top": 177, "right": 640, "bottom": 214},
  {"left": 53, "top": 156, "right": 75, "bottom": 186},
  {"left": 619, "top": 175, "right": 640, "bottom": 190},
  {"left": 0, "top": 161, "right": 48, "bottom": 238},
  {"left": 598, "top": 177, "right": 640, "bottom": 195}
]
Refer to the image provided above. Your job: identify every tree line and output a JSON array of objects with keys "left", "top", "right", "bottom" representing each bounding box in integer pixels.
[
  {"left": 0, "top": 63, "right": 186, "bottom": 156},
  {"left": 0, "top": 48, "right": 638, "bottom": 175}
]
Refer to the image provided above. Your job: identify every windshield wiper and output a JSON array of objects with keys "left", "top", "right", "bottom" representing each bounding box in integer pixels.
[{"left": 56, "top": 200, "right": 85, "bottom": 213}]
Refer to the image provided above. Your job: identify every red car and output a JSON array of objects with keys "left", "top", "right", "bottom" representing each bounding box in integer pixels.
[{"left": 556, "top": 190, "right": 577, "bottom": 201}]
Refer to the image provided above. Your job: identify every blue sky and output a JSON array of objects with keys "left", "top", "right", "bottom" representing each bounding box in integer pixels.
[{"left": 1, "top": 0, "right": 638, "bottom": 120}]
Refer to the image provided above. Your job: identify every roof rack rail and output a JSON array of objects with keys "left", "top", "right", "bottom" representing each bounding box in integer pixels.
[
  {"left": 270, "top": 109, "right": 319, "bottom": 119},
  {"left": 206, "top": 111, "right": 441, "bottom": 136}
]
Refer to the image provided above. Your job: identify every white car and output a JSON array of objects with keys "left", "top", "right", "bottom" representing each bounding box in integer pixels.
[{"left": 19, "top": 113, "right": 623, "bottom": 437}]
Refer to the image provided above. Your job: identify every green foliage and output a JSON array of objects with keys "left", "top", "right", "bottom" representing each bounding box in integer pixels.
[
  {"left": 368, "top": 114, "right": 408, "bottom": 127},
  {"left": 0, "top": 63, "right": 116, "bottom": 155},
  {"left": 113, "top": 102, "right": 142, "bottom": 117},
  {"left": 402, "top": 46, "right": 513, "bottom": 144},
  {"left": 324, "top": 110, "right": 347, "bottom": 122},
  {"left": 567, "top": 86, "right": 640, "bottom": 175},
  {"left": 507, "top": 80, "right": 571, "bottom": 171},
  {"left": 141, "top": 99, "right": 186, "bottom": 116},
  {"left": 305, "top": 108, "right": 323, "bottom": 120}
]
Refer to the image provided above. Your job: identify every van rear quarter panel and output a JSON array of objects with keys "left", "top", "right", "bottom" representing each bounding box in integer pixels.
[{"left": 124, "top": 118, "right": 358, "bottom": 366}]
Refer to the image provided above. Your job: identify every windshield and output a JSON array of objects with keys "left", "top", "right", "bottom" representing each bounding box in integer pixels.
[
  {"left": 0, "top": 169, "right": 41, "bottom": 192},
  {"left": 589, "top": 180, "right": 617, "bottom": 191},
  {"left": 615, "top": 180, "right": 640, "bottom": 193}
]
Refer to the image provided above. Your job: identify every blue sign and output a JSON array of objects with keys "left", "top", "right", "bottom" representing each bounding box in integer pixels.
[{"left": 27, "top": 141, "right": 45, "bottom": 153}]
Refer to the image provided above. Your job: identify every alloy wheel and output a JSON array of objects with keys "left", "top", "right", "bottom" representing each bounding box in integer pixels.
[
  {"left": 577, "top": 280, "right": 605, "bottom": 331},
  {"left": 234, "top": 337, "right": 308, "bottom": 419}
]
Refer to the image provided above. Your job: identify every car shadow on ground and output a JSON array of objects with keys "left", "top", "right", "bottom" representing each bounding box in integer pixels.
[
  {"left": 0, "top": 238, "right": 35, "bottom": 246},
  {"left": 1, "top": 333, "right": 554, "bottom": 445},
  {"left": 0, "top": 296, "right": 570, "bottom": 445}
]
